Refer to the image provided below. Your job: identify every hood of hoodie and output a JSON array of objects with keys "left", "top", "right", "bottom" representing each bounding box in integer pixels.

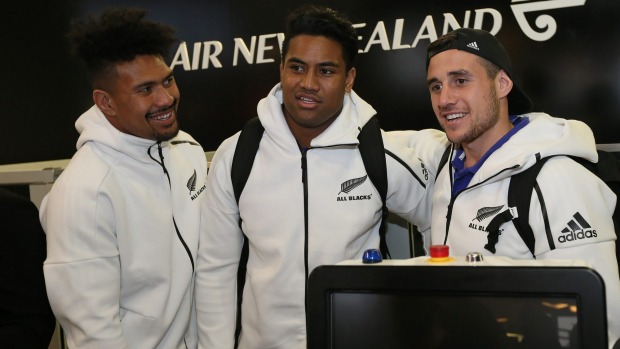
[
  {"left": 475, "top": 112, "right": 598, "bottom": 180},
  {"left": 256, "top": 84, "right": 377, "bottom": 150},
  {"left": 75, "top": 105, "right": 191, "bottom": 164}
]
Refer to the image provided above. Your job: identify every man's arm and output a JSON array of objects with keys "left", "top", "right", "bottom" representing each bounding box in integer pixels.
[
  {"left": 196, "top": 136, "right": 245, "bottom": 348},
  {"left": 382, "top": 129, "right": 449, "bottom": 249},
  {"left": 385, "top": 129, "right": 450, "bottom": 179},
  {"left": 41, "top": 164, "right": 128, "bottom": 349}
]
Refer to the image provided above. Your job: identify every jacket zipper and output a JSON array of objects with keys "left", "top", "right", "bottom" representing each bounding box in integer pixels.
[
  {"left": 301, "top": 148, "right": 309, "bottom": 311},
  {"left": 149, "top": 142, "right": 195, "bottom": 348},
  {"left": 148, "top": 142, "right": 195, "bottom": 273}
]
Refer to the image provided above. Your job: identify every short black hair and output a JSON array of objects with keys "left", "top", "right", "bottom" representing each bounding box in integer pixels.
[
  {"left": 67, "top": 7, "right": 177, "bottom": 88},
  {"left": 281, "top": 5, "right": 358, "bottom": 71}
]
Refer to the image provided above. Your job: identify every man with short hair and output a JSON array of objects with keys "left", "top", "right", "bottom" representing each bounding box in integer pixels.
[
  {"left": 426, "top": 28, "right": 619, "bottom": 347},
  {"left": 41, "top": 8, "right": 207, "bottom": 348},
  {"left": 196, "top": 5, "right": 447, "bottom": 349}
]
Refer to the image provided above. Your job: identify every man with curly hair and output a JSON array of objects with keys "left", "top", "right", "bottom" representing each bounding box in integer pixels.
[{"left": 40, "top": 7, "right": 207, "bottom": 349}]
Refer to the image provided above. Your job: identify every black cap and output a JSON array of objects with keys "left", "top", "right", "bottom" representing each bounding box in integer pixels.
[{"left": 426, "top": 28, "right": 533, "bottom": 115}]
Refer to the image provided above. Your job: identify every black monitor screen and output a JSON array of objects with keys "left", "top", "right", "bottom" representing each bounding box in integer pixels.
[{"left": 307, "top": 265, "right": 608, "bottom": 349}]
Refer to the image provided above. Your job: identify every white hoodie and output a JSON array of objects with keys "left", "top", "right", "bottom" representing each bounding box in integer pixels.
[
  {"left": 196, "top": 84, "right": 448, "bottom": 349},
  {"left": 41, "top": 105, "right": 207, "bottom": 349},
  {"left": 432, "top": 113, "right": 620, "bottom": 348}
]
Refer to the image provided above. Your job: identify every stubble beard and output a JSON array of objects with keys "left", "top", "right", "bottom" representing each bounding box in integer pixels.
[
  {"left": 449, "top": 86, "right": 500, "bottom": 145},
  {"left": 152, "top": 103, "right": 180, "bottom": 142}
]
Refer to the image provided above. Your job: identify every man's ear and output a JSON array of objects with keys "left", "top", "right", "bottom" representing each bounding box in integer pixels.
[
  {"left": 345, "top": 67, "right": 356, "bottom": 93},
  {"left": 497, "top": 70, "right": 513, "bottom": 99},
  {"left": 93, "top": 89, "right": 116, "bottom": 116}
]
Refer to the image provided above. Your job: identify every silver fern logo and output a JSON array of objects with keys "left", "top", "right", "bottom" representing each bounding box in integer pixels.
[
  {"left": 468, "top": 205, "right": 504, "bottom": 232},
  {"left": 188, "top": 169, "right": 207, "bottom": 201},
  {"left": 339, "top": 175, "right": 367, "bottom": 194},
  {"left": 337, "top": 175, "right": 372, "bottom": 202},
  {"left": 473, "top": 205, "right": 504, "bottom": 222},
  {"left": 187, "top": 170, "right": 197, "bottom": 193}
]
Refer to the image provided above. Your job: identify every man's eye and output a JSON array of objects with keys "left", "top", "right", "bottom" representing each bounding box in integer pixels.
[{"left": 164, "top": 77, "right": 175, "bottom": 86}]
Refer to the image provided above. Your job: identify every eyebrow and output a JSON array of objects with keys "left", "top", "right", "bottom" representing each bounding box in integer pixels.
[
  {"left": 448, "top": 69, "right": 471, "bottom": 78},
  {"left": 426, "top": 77, "right": 439, "bottom": 88},
  {"left": 286, "top": 57, "right": 340, "bottom": 68},
  {"left": 426, "top": 69, "right": 471, "bottom": 87},
  {"left": 133, "top": 71, "right": 174, "bottom": 92}
]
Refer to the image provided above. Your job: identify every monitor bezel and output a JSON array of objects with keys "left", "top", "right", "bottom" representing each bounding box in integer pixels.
[{"left": 306, "top": 265, "right": 608, "bottom": 349}]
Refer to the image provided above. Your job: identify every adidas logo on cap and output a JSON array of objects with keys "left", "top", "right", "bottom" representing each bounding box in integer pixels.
[
  {"left": 466, "top": 41, "right": 479, "bottom": 50},
  {"left": 558, "top": 212, "right": 597, "bottom": 243}
]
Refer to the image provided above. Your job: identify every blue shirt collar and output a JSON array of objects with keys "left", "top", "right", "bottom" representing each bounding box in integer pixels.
[{"left": 451, "top": 115, "right": 530, "bottom": 195}]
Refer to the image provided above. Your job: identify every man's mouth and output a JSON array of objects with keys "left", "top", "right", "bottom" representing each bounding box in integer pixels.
[
  {"left": 446, "top": 112, "right": 466, "bottom": 121},
  {"left": 149, "top": 110, "right": 173, "bottom": 121},
  {"left": 297, "top": 93, "right": 320, "bottom": 107},
  {"left": 300, "top": 96, "right": 317, "bottom": 104},
  {"left": 147, "top": 106, "right": 175, "bottom": 121}
]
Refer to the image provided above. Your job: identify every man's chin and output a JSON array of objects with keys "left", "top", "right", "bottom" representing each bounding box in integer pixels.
[{"left": 155, "top": 126, "right": 180, "bottom": 142}]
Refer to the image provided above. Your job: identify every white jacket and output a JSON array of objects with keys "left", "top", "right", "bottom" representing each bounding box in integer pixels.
[
  {"left": 41, "top": 105, "right": 207, "bottom": 349},
  {"left": 196, "top": 84, "right": 448, "bottom": 349},
  {"left": 431, "top": 113, "right": 620, "bottom": 348}
]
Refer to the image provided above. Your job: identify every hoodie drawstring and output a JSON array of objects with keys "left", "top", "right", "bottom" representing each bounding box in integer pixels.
[
  {"left": 149, "top": 142, "right": 171, "bottom": 187},
  {"left": 147, "top": 141, "right": 195, "bottom": 273}
]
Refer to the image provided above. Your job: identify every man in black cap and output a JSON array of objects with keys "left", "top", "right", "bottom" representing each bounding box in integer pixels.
[{"left": 426, "top": 28, "right": 619, "bottom": 348}]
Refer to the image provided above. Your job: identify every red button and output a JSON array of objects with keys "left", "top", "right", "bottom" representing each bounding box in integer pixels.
[{"left": 430, "top": 245, "right": 449, "bottom": 259}]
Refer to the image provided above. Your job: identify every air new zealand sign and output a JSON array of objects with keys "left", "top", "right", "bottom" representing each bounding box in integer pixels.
[{"left": 171, "top": 0, "right": 587, "bottom": 71}]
